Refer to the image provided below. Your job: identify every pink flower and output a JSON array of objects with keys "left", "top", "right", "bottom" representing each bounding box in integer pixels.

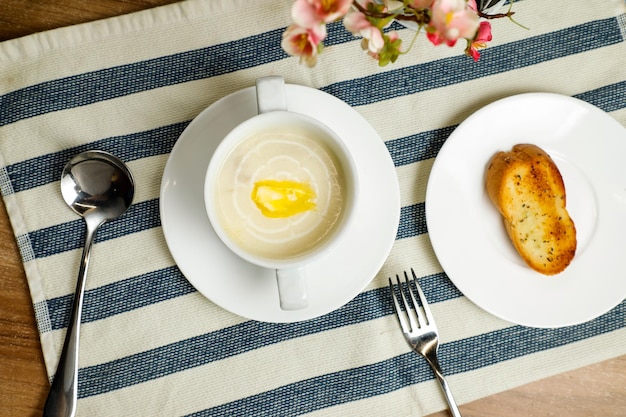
[
  {"left": 343, "top": 9, "right": 385, "bottom": 54},
  {"left": 466, "top": 20, "right": 492, "bottom": 61},
  {"left": 292, "top": 0, "right": 353, "bottom": 28},
  {"left": 426, "top": 0, "right": 480, "bottom": 47},
  {"left": 281, "top": 24, "right": 327, "bottom": 67}
]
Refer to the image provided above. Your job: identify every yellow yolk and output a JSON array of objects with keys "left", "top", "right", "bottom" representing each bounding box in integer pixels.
[{"left": 252, "top": 180, "right": 317, "bottom": 218}]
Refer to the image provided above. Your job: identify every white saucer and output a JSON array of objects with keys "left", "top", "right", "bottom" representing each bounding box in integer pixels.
[
  {"left": 160, "top": 84, "right": 400, "bottom": 323},
  {"left": 426, "top": 92, "right": 626, "bottom": 328}
]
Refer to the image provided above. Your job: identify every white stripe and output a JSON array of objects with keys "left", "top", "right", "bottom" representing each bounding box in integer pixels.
[
  {"left": 372, "top": 234, "right": 443, "bottom": 289},
  {"left": 66, "top": 287, "right": 509, "bottom": 375},
  {"left": 356, "top": 41, "right": 626, "bottom": 144},
  {"left": 396, "top": 158, "right": 434, "bottom": 208},
  {"left": 14, "top": 154, "right": 168, "bottom": 232},
  {"left": 37, "top": 227, "right": 176, "bottom": 299},
  {"left": 76, "top": 292, "right": 245, "bottom": 367},
  {"left": 0, "top": 0, "right": 289, "bottom": 90}
]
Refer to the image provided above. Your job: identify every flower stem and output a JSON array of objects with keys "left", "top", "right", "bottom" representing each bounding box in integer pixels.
[
  {"left": 477, "top": 10, "right": 516, "bottom": 19},
  {"left": 352, "top": 2, "right": 430, "bottom": 25}
]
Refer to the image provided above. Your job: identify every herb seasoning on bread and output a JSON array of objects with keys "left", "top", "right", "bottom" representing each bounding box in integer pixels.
[{"left": 486, "top": 144, "right": 577, "bottom": 275}]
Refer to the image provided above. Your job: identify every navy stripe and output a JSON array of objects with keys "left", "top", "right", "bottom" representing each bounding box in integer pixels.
[
  {"left": 76, "top": 272, "right": 461, "bottom": 398},
  {"left": 30, "top": 198, "right": 160, "bottom": 258},
  {"left": 49, "top": 267, "right": 454, "bottom": 332},
  {"left": 32, "top": 198, "right": 425, "bottom": 260},
  {"left": 0, "top": 16, "right": 619, "bottom": 127},
  {"left": 397, "top": 203, "right": 427, "bottom": 240},
  {"left": 187, "top": 302, "right": 624, "bottom": 416},
  {"left": 385, "top": 80, "right": 626, "bottom": 169},
  {"left": 0, "top": 19, "right": 378, "bottom": 127},
  {"left": 0, "top": 20, "right": 363, "bottom": 127},
  {"left": 47, "top": 266, "right": 194, "bottom": 331},
  {"left": 386, "top": 126, "right": 455, "bottom": 168},
  {"left": 574, "top": 81, "right": 626, "bottom": 113},
  {"left": 0, "top": 29, "right": 288, "bottom": 127},
  {"left": 321, "top": 17, "right": 624, "bottom": 106},
  {"left": 6, "top": 121, "right": 186, "bottom": 194}
]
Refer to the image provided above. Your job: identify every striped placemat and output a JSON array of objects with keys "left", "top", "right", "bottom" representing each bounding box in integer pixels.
[{"left": 1, "top": 0, "right": 625, "bottom": 415}]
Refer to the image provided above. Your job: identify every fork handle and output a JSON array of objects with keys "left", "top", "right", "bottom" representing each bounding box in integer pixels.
[{"left": 425, "top": 354, "right": 462, "bottom": 417}]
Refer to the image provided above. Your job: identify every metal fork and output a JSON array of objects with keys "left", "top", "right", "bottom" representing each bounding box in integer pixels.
[{"left": 389, "top": 269, "right": 462, "bottom": 417}]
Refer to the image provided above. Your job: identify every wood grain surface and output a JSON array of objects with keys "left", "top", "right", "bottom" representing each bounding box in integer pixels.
[{"left": 0, "top": 1, "right": 624, "bottom": 416}]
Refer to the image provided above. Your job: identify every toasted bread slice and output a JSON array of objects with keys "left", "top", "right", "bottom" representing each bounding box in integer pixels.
[{"left": 486, "top": 144, "right": 576, "bottom": 275}]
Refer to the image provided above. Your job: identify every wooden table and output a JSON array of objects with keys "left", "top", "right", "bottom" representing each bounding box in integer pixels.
[{"left": 0, "top": 1, "right": 624, "bottom": 416}]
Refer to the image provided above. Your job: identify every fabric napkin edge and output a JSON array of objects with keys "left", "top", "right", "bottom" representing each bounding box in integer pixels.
[{"left": 0, "top": 0, "right": 256, "bottom": 66}]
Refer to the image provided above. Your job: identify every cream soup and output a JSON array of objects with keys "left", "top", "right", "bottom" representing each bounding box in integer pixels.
[{"left": 212, "top": 127, "right": 345, "bottom": 259}]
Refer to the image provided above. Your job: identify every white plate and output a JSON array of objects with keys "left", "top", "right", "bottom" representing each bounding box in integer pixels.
[
  {"left": 426, "top": 93, "right": 626, "bottom": 328},
  {"left": 160, "top": 84, "right": 400, "bottom": 323}
]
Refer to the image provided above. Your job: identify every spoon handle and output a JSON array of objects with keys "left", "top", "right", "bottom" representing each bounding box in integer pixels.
[{"left": 43, "top": 221, "right": 98, "bottom": 417}]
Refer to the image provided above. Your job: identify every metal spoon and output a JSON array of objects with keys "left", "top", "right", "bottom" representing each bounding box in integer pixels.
[{"left": 43, "top": 150, "right": 135, "bottom": 417}]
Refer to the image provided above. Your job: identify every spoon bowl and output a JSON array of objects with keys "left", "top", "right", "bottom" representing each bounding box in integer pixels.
[
  {"left": 44, "top": 150, "right": 134, "bottom": 417},
  {"left": 61, "top": 151, "right": 134, "bottom": 221}
]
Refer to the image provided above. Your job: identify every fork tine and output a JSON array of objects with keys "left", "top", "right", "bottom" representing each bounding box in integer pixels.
[
  {"left": 397, "top": 274, "right": 420, "bottom": 332},
  {"left": 403, "top": 270, "right": 427, "bottom": 328},
  {"left": 409, "top": 268, "right": 435, "bottom": 327},
  {"left": 388, "top": 277, "right": 409, "bottom": 332}
]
